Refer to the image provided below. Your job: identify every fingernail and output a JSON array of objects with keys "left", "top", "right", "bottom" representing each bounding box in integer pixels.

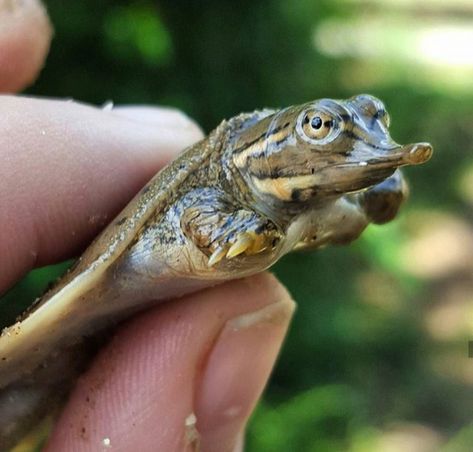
[{"left": 195, "top": 289, "right": 296, "bottom": 452}]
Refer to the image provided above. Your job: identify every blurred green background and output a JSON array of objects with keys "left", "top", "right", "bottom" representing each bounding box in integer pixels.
[{"left": 2, "top": 0, "right": 473, "bottom": 450}]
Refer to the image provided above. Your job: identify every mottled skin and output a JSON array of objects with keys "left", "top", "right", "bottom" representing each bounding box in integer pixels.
[{"left": 0, "top": 95, "right": 432, "bottom": 449}]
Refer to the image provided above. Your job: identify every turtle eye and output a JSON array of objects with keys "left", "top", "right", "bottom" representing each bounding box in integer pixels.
[
  {"left": 353, "top": 94, "right": 390, "bottom": 128},
  {"left": 301, "top": 110, "right": 334, "bottom": 140},
  {"left": 311, "top": 116, "right": 323, "bottom": 129},
  {"left": 378, "top": 110, "right": 391, "bottom": 128}
]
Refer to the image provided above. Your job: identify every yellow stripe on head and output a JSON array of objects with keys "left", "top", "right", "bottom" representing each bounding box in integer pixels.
[
  {"left": 233, "top": 128, "right": 294, "bottom": 169},
  {"left": 252, "top": 175, "right": 317, "bottom": 201}
]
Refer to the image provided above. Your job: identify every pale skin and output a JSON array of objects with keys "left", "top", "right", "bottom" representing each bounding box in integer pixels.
[{"left": 0, "top": 2, "right": 295, "bottom": 451}]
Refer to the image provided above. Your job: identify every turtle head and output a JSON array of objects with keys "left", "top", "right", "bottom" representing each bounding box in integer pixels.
[{"left": 233, "top": 94, "right": 432, "bottom": 204}]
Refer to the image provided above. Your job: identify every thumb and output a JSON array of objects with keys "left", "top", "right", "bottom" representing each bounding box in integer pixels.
[
  {"left": 45, "top": 274, "right": 295, "bottom": 452},
  {"left": 0, "top": 0, "right": 52, "bottom": 93}
]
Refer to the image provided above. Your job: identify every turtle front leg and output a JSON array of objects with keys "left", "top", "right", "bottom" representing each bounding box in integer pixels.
[
  {"left": 180, "top": 189, "right": 282, "bottom": 267},
  {"left": 359, "top": 170, "right": 408, "bottom": 224}
]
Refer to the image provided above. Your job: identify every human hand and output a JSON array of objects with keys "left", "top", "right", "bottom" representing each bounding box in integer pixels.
[{"left": 0, "top": 2, "right": 295, "bottom": 451}]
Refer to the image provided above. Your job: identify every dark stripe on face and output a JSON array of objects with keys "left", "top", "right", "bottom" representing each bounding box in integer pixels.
[
  {"left": 233, "top": 121, "right": 291, "bottom": 155},
  {"left": 253, "top": 166, "right": 312, "bottom": 179},
  {"left": 373, "top": 109, "right": 386, "bottom": 120},
  {"left": 291, "top": 189, "right": 303, "bottom": 201},
  {"left": 244, "top": 134, "right": 291, "bottom": 162}
]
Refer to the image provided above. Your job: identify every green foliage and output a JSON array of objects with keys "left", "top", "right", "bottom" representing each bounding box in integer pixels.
[
  {"left": 442, "top": 422, "right": 473, "bottom": 452},
  {"left": 103, "top": 5, "right": 173, "bottom": 66},
  {"left": 0, "top": 261, "right": 71, "bottom": 328},
  {"left": 248, "top": 385, "right": 362, "bottom": 451}
]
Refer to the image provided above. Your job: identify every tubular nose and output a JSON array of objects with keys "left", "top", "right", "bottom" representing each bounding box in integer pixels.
[{"left": 404, "top": 142, "right": 433, "bottom": 165}]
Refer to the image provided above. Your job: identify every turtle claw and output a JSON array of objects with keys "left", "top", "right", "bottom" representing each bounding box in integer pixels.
[
  {"left": 207, "top": 246, "right": 227, "bottom": 267},
  {"left": 208, "top": 230, "right": 280, "bottom": 267},
  {"left": 226, "top": 233, "right": 253, "bottom": 258}
]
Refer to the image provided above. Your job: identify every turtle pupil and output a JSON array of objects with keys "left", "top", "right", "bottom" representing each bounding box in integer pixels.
[{"left": 311, "top": 116, "right": 323, "bottom": 130}]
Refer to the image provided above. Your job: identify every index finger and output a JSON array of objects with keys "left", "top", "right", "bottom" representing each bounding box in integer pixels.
[{"left": 0, "top": 96, "right": 203, "bottom": 294}]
